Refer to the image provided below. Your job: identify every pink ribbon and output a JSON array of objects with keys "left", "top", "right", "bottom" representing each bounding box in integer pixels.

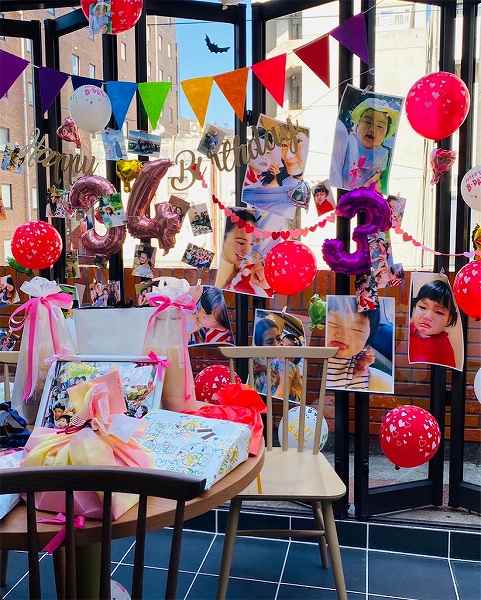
[
  {"left": 136, "top": 351, "right": 170, "bottom": 382},
  {"left": 9, "top": 293, "right": 73, "bottom": 402},
  {"left": 147, "top": 294, "right": 195, "bottom": 401},
  {"left": 37, "top": 512, "right": 86, "bottom": 554}
]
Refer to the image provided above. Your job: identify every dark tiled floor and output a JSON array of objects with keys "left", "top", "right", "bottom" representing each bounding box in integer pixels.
[{"left": 1, "top": 529, "right": 480, "bottom": 599}]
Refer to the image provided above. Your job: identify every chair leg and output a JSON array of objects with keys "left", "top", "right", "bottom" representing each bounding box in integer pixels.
[
  {"left": 311, "top": 501, "right": 329, "bottom": 569},
  {"left": 53, "top": 548, "right": 66, "bottom": 600},
  {"left": 216, "top": 497, "right": 242, "bottom": 600},
  {"left": 0, "top": 549, "right": 8, "bottom": 588},
  {"left": 321, "top": 501, "right": 347, "bottom": 600}
]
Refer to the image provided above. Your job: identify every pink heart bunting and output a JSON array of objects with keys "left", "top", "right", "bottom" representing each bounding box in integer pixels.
[{"left": 231, "top": 214, "right": 240, "bottom": 224}]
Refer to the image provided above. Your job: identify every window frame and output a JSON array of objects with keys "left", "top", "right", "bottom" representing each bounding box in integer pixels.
[{"left": 1, "top": 183, "right": 12, "bottom": 210}]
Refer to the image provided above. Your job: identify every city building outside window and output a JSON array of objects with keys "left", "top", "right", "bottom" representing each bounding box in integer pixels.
[
  {"left": 1, "top": 184, "right": 12, "bottom": 209},
  {"left": 121, "top": 42, "right": 127, "bottom": 61},
  {"left": 47, "top": 8, "right": 56, "bottom": 16},
  {"left": 158, "top": 35, "right": 163, "bottom": 52},
  {"left": 0, "top": 127, "right": 9, "bottom": 148},
  {"left": 159, "top": 68, "right": 164, "bottom": 81},
  {"left": 148, "top": 61, "right": 152, "bottom": 78},
  {"left": 168, "top": 74, "right": 172, "bottom": 83},
  {"left": 71, "top": 54, "right": 80, "bottom": 76},
  {"left": 31, "top": 187, "right": 37, "bottom": 211},
  {"left": 288, "top": 12, "right": 302, "bottom": 40},
  {"left": 27, "top": 82, "right": 33, "bottom": 106},
  {"left": 169, "top": 107, "right": 174, "bottom": 123},
  {"left": 0, "top": 14, "right": 4, "bottom": 40},
  {"left": 287, "top": 68, "right": 302, "bottom": 110},
  {"left": 25, "top": 38, "right": 32, "bottom": 53},
  {"left": 88, "top": 63, "right": 96, "bottom": 79},
  {"left": 167, "top": 42, "right": 172, "bottom": 58}
]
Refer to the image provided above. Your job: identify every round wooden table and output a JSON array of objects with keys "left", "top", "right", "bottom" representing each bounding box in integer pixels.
[{"left": 0, "top": 447, "right": 264, "bottom": 597}]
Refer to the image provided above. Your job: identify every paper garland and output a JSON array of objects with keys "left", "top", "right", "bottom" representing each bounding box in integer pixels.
[
  {"left": 181, "top": 76, "right": 214, "bottom": 127},
  {"left": 294, "top": 35, "right": 330, "bottom": 87},
  {"left": 103, "top": 81, "right": 138, "bottom": 130},
  {"left": 0, "top": 49, "right": 29, "bottom": 99},
  {"left": 214, "top": 68, "right": 249, "bottom": 121},
  {"left": 137, "top": 81, "right": 172, "bottom": 129},
  {"left": 38, "top": 67, "right": 70, "bottom": 114},
  {"left": 251, "top": 54, "right": 287, "bottom": 106}
]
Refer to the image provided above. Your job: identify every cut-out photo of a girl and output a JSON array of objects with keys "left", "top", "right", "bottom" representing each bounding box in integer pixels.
[
  {"left": 326, "top": 295, "right": 395, "bottom": 394},
  {"left": 189, "top": 285, "right": 234, "bottom": 346},
  {"left": 408, "top": 272, "right": 464, "bottom": 371}
]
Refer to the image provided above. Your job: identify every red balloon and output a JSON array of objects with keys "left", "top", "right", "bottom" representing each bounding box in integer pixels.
[
  {"left": 380, "top": 405, "right": 441, "bottom": 469},
  {"left": 12, "top": 221, "right": 63, "bottom": 270},
  {"left": 194, "top": 365, "right": 241, "bottom": 403},
  {"left": 453, "top": 261, "right": 481, "bottom": 320},
  {"left": 81, "top": 0, "right": 143, "bottom": 34},
  {"left": 264, "top": 241, "right": 317, "bottom": 295},
  {"left": 405, "top": 71, "right": 470, "bottom": 141}
]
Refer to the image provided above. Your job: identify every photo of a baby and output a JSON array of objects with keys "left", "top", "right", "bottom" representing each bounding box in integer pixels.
[
  {"left": 326, "top": 295, "right": 395, "bottom": 394},
  {"left": 313, "top": 180, "right": 336, "bottom": 217},
  {"left": 189, "top": 285, "right": 234, "bottom": 346},
  {"left": 252, "top": 309, "right": 306, "bottom": 403},
  {"left": 132, "top": 244, "right": 156, "bottom": 279},
  {"left": 330, "top": 85, "right": 403, "bottom": 194},
  {"left": 408, "top": 273, "right": 464, "bottom": 371}
]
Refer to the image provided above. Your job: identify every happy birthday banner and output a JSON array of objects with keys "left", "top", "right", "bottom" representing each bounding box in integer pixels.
[{"left": 0, "top": 12, "right": 369, "bottom": 129}]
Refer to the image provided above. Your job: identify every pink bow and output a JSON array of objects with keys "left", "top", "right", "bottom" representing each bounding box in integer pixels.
[
  {"left": 136, "top": 351, "right": 170, "bottom": 382},
  {"left": 146, "top": 294, "right": 195, "bottom": 401},
  {"left": 9, "top": 293, "right": 73, "bottom": 402},
  {"left": 37, "top": 512, "right": 86, "bottom": 554}
]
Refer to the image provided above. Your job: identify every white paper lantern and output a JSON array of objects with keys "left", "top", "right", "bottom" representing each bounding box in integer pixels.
[
  {"left": 461, "top": 165, "right": 481, "bottom": 212},
  {"left": 474, "top": 368, "right": 481, "bottom": 404},
  {"left": 69, "top": 85, "right": 112, "bottom": 134},
  {"left": 277, "top": 405, "right": 329, "bottom": 451}
]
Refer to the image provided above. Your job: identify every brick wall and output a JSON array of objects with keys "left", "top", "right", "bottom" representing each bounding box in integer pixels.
[{"left": 1, "top": 266, "right": 479, "bottom": 442}]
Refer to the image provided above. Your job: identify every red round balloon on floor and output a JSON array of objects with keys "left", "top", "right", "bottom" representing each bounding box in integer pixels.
[
  {"left": 11, "top": 221, "right": 63, "bottom": 270},
  {"left": 194, "top": 365, "right": 241, "bottom": 403},
  {"left": 81, "top": 0, "right": 143, "bottom": 34},
  {"left": 453, "top": 261, "right": 481, "bottom": 320},
  {"left": 405, "top": 71, "right": 470, "bottom": 140},
  {"left": 264, "top": 241, "right": 317, "bottom": 295},
  {"left": 380, "top": 405, "right": 441, "bottom": 469}
]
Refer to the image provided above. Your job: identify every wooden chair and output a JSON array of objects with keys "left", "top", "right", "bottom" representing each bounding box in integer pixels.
[
  {"left": 0, "top": 466, "right": 206, "bottom": 599},
  {"left": 0, "top": 351, "right": 19, "bottom": 403},
  {"left": 217, "top": 346, "right": 347, "bottom": 600}
]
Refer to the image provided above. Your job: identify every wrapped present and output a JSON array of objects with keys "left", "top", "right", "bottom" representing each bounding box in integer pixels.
[
  {"left": 0, "top": 448, "right": 24, "bottom": 520},
  {"left": 10, "top": 277, "right": 77, "bottom": 425},
  {"left": 142, "top": 409, "right": 250, "bottom": 488},
  {"left": 0, "top": 401, "right": 30, "bottom": 448},
  {"left": 22, "top": 370, "right": 153, "bottom": 520},
  {"left": 143, "top": 277, "right": 197, "bottom": 411}
]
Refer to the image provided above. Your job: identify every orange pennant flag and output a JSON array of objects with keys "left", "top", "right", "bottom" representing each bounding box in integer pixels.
[
  {"left": 214, "top": 67, "right": 249, "bottom": 121},
  {"left": 181, "top": 76, "right": 214, "bottom": 127}
]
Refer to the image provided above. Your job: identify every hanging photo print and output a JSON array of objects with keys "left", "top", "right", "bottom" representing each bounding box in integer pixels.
[
  {"left": 215, "top": 206, "right": 291, "bottom": 298},
  {"left": 135, "top": 278, "right": 159, "bottom": 307},
  {"left": 46, "top": 186, "right": 73, "bottom": 218},
  {"left": 198, "top": 124, "right": 227, "bottom": 157},
  {"left": 88, "top": 0, "right": 112, "bottom": 38},
  {"left": 252, "top": 309, "right": 306, "bottom": 402},
  {"left": 408, "top": 272, "right": 464, "bottom": 371},
  {"left": 65, "top": 250, "right": 81, "bottom": 279},
  {"left": 368, "top": 232, "right": 404, "bottom": 288},
  {"left": 88, "top": 280, "right": 121, "bottom": 307},
  {"left": 132, "top": 243, "right": 156, "bottom": 278},
  {"left": 1, "top": 144, "right": 25, "bottom": 173},
  {"left": 326, "top": 295, "right": 395, "bottom": 394},
  {"left": 0, "top": 193, "right": 6, "bottom": 221},
  {"left": 169, "top": 195, "right": 190, "bottom": 226},
  {"left": 128, "top": 130, "right": 161, "bottom": 156},
  {"left": 100, "top": 128, "right": 127, "bottom": 161},
  {"left": 182, "top": 243, "right": 214, "bottom": 270},
  {"left": 97, "top": 193, "right": 126, "bottom": 228},
  {"left": 355, "top": 272, "right": 379, "bottom": 312},
  {"left": 242, "top": 115, "right": 311, "bottom": 214},
  {"left": 0, "top": 328, "right": 19, "bottom": 351},
  {"left": 189, "top": 203, "right": 213, "bottom": 236},
  {"left": 312, "top": 179, "right": 336, "bottom": 217},
  {"left": 387, "top": 194, "right": 407, "bottom": 228},
  {"left": 330, "top": 85, "right": 403, "bottom": 194},
  {"left": 189, "top": 285, "right": 234, "bottom": 346},
  {"left": 0, "top": 276, "right": 20, "bottom": 305},
  {"left": 67, "top": 210, "right": 97, "bottom": 266}
]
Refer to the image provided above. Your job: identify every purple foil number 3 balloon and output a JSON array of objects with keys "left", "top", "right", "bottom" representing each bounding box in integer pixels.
[{"left": 322, "top": 187, "right": 391, "bottom": 274}]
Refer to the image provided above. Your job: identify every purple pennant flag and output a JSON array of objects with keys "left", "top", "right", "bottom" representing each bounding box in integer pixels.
[
  {"left": 330, "top": 13, "right": 370, "bottom": 65},
  {"left": 0, "top": 49, "right": 30, "bottom": 99},
  {"left": 38, "top": 66, "right": 69, "bottom": 114}
]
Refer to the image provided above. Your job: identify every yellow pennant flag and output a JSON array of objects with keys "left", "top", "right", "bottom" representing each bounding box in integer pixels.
[
  {"left": 181, "top": 76, "right": 214, "bottom": 127},
  {"left": 214, "top": 67, "right": 249, "bottom": 121}
]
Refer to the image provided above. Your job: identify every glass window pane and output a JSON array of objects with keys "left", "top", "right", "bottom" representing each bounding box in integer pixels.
[
  {"left": 1, "top": 184, "right": 12, "bottom": 209},
  {"left": 0, "top": 127, "right": 9, "bottom": 147},
  {"left": 71, "top": 53, "right": 80, "bottom": 75}
]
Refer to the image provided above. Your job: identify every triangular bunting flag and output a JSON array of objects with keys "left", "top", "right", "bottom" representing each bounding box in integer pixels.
[
  {"left": 251, "top": 54, "right": 287, "bottom": 107},
  {"left": 71, "top": 75, "right": 103, "bottom": 90},
  {"left": 214, "top": 67, "right": 249, "bottom": 121},
  {"left": 0, "top": 49, "right": 29, "bottom": 99},
  {"left": 137, "top": 81, "right": 172, "bottom": 130},
  {"left": 104, "top": 81, "right": 137, "bottom": 129},
  {"left": 181, "top": 76, "right": 214, "bottom": 127},
  {"left": 330, "top": 13, "right": 370, "bottom": 65},
  {"left": 294, "top": 35, "right": 330, "bottom": 87},
  {"left": 38, "top": 67, "right": 69, "bottom": 114}
]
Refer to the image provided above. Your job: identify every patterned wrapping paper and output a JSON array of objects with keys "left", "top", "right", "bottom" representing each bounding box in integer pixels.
[{"left": 142, "top": 409, "right": 251, "bottom": 489}]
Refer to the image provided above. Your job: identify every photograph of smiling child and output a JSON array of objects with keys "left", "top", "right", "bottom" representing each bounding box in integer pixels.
[
  {"left": 326, "top": 295, "right": 395, "bottom": 394},
  {"left": 408, "top": 273, "right": 464, "bottom": 371},
  {"left": 330, "top": 85, "right": 403, "bottom": 194}
]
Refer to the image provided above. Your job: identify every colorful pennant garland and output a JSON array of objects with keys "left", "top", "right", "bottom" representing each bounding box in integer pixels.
[
  {"left": 251, "top": 54, "right": 287, "bottom": 107},
  {"left": 181, "top": 76, "right": 214, "bottom": 127},
  {"left": 330, "top": 13, "right": 370, "bottom": 65},
  {"left": 103, "top": 81, "right": 137, "bottom": 129},
  {"left": 0, "top": 49, "right": 29, "bottom": 99},
  {"left": 214, "top": 67, "right": 249, "bottom": 121},
  {"left": 71, "top": 75, "right": 103, "bottom": 90},
  {"left": 137, "top": 81, "right": 172, "bottom": 130},
  {"left": 294, "top": 35, "right": 330, "bottom": 87},
  {"left": 38, "top": 67, "right": 69, "bottom": 114}
]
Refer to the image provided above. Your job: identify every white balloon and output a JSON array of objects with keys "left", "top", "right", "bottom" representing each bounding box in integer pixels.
[
  {"left": 474, "top": 368, "right": 481, "bottom": 403},
  {"left": 461, "top": 165, "right": 481, "bottom": 212},
  {"left": 69, "top": 85, "right": 112, "bottom": 134},
  {"left": 278, "top": 405, "right": 329, "bottom": 450}
]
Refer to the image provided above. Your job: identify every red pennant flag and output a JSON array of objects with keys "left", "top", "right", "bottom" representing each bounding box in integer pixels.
[
  {"left": 294, "top": 35, "right": 330, "bottom": 87},
  {"left": 251, "top": 54, "right": 287, "bottom": 107}
]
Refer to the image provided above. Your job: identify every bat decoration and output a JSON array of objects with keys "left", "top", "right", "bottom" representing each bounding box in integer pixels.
[{"left": 205, "top": 34, "right": 230, "bottom": 54}]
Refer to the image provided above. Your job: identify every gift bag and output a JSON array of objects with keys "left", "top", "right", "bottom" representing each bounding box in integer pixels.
[
  {"left": 10, "top": 277, "right": 77, "bottom": 425},
  {"left": 143, "top": 278, "right": 197, "bottom": 411},
  {"left": 22, "top": 370, "right": 153, "bottom": 520}
]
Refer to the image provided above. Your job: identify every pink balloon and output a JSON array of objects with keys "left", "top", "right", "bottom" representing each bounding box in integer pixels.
[
  {"left": 82, "top": 224, "right": 126, "bottom": 258},
  {"left": 406, "top": 72, "right": 470, "bottom": 141}
]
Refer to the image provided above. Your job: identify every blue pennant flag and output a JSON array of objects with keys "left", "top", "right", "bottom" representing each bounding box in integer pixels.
[
  {"left": 71, "top": 75, "right": 103, "bottom": 90},
  {"left": 103, "top": 81, "right": 137, "bottom": 130}
]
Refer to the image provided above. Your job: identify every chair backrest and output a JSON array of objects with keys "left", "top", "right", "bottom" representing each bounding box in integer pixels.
[
  {"left": 220, "top": 347, "right": 337, "bottom": 455},
  {"left": 0, "top": 466, "right": 206, "bottom": 600},
  {"left": 0, "top": 351, "right": 19, "bottom": 402}
]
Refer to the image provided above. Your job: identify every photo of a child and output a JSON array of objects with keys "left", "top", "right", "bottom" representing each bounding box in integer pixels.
[
  {"left": 0, "top": 328, "right": 18, "bottom": 351},
  {"left": 46, "top": 186, "right": 72, "bottom": 219},
  {"left": 1, "top": 144, "right": 24, "bottom": 173},
  {"left": 313, "top": 180, "right": 336, "bottom": 217},
  {"left": 181, "top": 243, "right": 214, "bottom": 270},
  {"left": 65, "top": 250, "right": 80, "bottom": 279},
  {"left": 169, "top": 195, "right": 190, "bottom": 226},
  {"left": 387, "top": 194, "right": 407, "bottom": 228},
  {"left": 330, "top": 85, "right": 403, "bottom": 194},
  {"left": 408, "top": 273, "right": 464, "bottom": 371},
  {"left": 252, "top": 309, "right": 306, "bottom": 403},
  {"left": 369, "top": 233, "right": 404, "bottom": 288},
  {"left": 189, "top": 285, "right": 234, "bottom": 346},
  {"left": 89, "top": 280, "right": 120, "bottom": 307},
  {"left": 98, "top": 193, "right": 125, "bottom": 228},
  {"left": 132, "top": 244, "right": 156, "bottom": 279},
  {"left": 100, "top": 128, "right": 127, "bottom": 161},
  {"left": 88, "top": 0, "right": 112, "bottom": 38},
  {"left": 198, "top": 124, "right": 226, "bottom": 157},
  {"left": 189, "top": 204, "right": 213, "bottom": 236},
  {"left": 326, "top": 295, "right": 395, "bottom": 394},
  {"left": 0, "top": 276, "right": 20, "bottom": 306}
]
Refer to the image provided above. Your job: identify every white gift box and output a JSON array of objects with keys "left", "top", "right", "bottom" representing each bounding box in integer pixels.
[{"left": 142, "top": 409, "right": 251, "bottom": 489}]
